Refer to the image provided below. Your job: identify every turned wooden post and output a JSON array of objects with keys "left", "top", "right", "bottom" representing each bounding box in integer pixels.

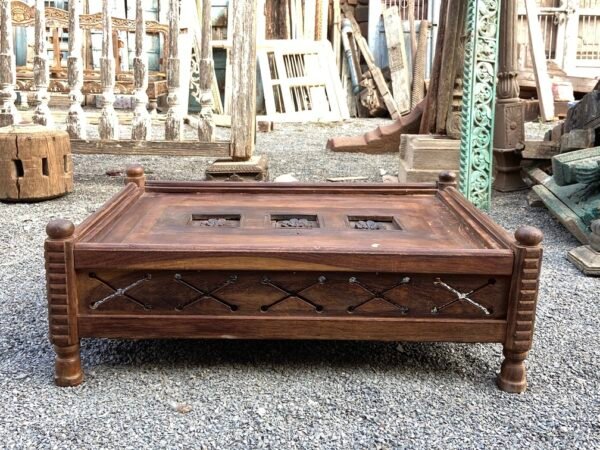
[
  {"left": 0, "top": 0, "right": 20, "bottom": 127},
  {"left": 99, "top": 0, "right": 119, "bottom": 140},
  {"left": 32, "top": 0, "right": 53, "bottom": 126},
  {"left": 66, "top": 0, "right": 87, "bottom": 139},
  {"left": 230, "top": 0, "right": 257, "bottom": 161},
  {"left": 165, "top": 0, "right": 183, "bottom": 141},
  {"left": 197, "top": 0, "right": 215, "bottom": 142},
  {"left": 45, "top": 219, "right": 83, "bottom": 387},
  {"left": 493, "top": 0, "right": 527, "bottom": 192},
  {"left": 437, "top": 171, "right": 457, "bottom": 190},
  {"left": 125, "top": 163, "right": 145, "bottom": 188},
  {"left": 498, "top": 226, "right": 543, "bottom": 393},
  {"left": 131, "top": 0, "right": 151, "bottom": 141}
]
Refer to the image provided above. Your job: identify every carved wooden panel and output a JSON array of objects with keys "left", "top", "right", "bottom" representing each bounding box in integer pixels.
[{"left": 78, "top": 270, "right": 511, "bottom": 319}]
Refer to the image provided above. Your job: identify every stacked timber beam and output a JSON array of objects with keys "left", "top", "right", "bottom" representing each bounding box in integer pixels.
[{"left": 530, "top": 85, "right": 600, "bottom": 276}]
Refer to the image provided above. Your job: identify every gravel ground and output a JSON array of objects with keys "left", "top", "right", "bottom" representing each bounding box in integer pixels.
[{"left": 0, "top": 119, "right": 599, "bottom": 449}]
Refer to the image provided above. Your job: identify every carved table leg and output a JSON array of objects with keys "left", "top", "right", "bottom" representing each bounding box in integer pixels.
[
  {"left": 497, "top": 226, "right": 543, "bottom": 393},
  {"left": 54, "top": 343, "right": 83, "bottom": 387},
  {"left": 46, "top": 219, "right": 84, "bottom": 387}
]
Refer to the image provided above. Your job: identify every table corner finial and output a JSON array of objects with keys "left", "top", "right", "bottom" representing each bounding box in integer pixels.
[
  {"left": 125, "top": 164, "right": 146, "bottom": 188},
  {"left": 515, "top": 226, "right": 543, "bottom": 247},
  {"left": 46, "top": 219, "right": 75, "bottom": 240}
]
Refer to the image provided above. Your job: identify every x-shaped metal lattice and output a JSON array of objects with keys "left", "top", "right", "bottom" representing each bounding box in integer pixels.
[
  {"left": 173, "top": 274, "right": 239, "bottom": 311},
  {"left": 260, "top": 276, "right": 327, "bottom": 312},
  {"left": 431, "top": 278, "right": 495, "bottom": 315},
  {"left": 89, "top": 273, "right": 152, "bottom": 310},
  {"left": 347, "top": 277, "right": 410, "bottom": 314}
]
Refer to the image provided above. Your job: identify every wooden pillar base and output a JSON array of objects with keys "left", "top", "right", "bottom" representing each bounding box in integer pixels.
[
  {"left": 568, "top": 245, "right": 600, "bottom": 276},
  {"left": 54, "top": 343, "right": 84, "bottom": 387},
  {"left": 497, "top": 349, "right": 528, "bottom": 393},
  {"left": 205, "top": 155, "right": 269, "bottom": 181},
  {"left": 493, "top": 148, "right": 528, "bottom": 192}
]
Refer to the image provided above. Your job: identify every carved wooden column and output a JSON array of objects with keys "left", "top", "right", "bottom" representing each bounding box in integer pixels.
[
  {"left": 0, "top": 0, "right": 20, "bottom": 127},
  {"left": 197, "top": 0, "right": 215, "bottom": 142},
  {"left": 131, "top": 0, "right": 151, "bottom": 141},
  {"left": 493, "top": 0, "right": 527, "bottom": 192},
  {"left": 66, "top": 0, "right": 87, "bottom": 139},
  {"left": 45, "top": 219, "right": 84, "bottom": 387},
  {"left": 99, "top": 0, "right": 119, "bottom": 140},
  {"left": 458, "top": 0, "right": 502, "bottom": 210},
  {"left": 32, "top": 0, "right": 53, "bottom": 126},
  {"left": 165, "top": 0, "right": 183, "bottom": 141}
]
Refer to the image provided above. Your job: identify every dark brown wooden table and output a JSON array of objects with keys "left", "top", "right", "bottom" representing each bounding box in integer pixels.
[{"left": 45, "top": 166, "right": 543, "bottom": 392}]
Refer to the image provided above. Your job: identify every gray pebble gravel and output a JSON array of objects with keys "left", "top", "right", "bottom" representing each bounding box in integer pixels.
[{"left": 0, "top": 118, "right": 599, "bottom": 449}]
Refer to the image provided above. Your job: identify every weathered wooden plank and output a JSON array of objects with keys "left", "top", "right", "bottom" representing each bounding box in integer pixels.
[
  {"left": 71, "top": 140, "right": 231, "bottom": 157},
  {"left": 165, "top": 0, "right": 183, "bottom": 141},
  {"left": 411, "top": 20, "right": 429, "bottom": 109},
  {"left": 383, "top": 7, "right": 410, "bottom": 114},
  {"left": 131, "top": 0, "right": 151, "bottom": 141},
  {"left": 230, "top": 0, "right": 257, "bottom": 160},
  {"left": 197, "top": 0, "right": 216, "bottom": 142},
  {"left": 524, "top": 0, "right": 554, "bottom": 121},
  {"left": 98, "top": 0, "right": 119, "bottom": 140}
]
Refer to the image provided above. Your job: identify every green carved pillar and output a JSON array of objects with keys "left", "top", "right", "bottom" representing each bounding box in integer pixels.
[{"left": 458, "top": 0, "right": 502, "bottom": 210}]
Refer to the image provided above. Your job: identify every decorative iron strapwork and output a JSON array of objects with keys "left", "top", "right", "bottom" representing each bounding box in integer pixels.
[
  {"left": 431, "top": 277, "right": 495, "bottom": 315},
  {"left": 173, "top": 273, "right": 239, "bottom": 311},
  {"left": 89, "top": 272, "right": 152, "bottom": 310},
  {"left": 260, "top": 275, "right": 327, "bottom": 312},
  {"left": 347, "top": 276, "right": 410, "bottom": 313}
]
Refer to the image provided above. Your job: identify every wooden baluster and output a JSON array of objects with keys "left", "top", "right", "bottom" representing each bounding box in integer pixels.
[
  {"left": 99, "top": 0, "right": 119, "bottom": 140},
  {"left": 0, "top": 0, "right": 20, "bottom": 127},
  {"left": 165, "top": 0, "right": 182, "bottom": 141},
  {"left": 197, "top": 0, "right": 215, "bottom": 142},
  {"left": 230, "top": 0, "right": 257, "bottom": 160},
  {"left": 66, "top": 0, "right": 87, "bottom": 139},
  {"left": 131, "top": 0, "right": 151, "bottom": 141},
  {"left": 32, "top": 0, "right": 53, "bottom": 126}
]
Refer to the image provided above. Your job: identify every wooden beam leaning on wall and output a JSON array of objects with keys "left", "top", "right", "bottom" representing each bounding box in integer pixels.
[{"left": 341, "top": 5, "right": 400, "bottom": 120}]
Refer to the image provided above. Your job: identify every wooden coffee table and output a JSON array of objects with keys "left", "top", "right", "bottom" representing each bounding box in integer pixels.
[{"left": 45, "top": 166, "right": 543, "bottom": 392}]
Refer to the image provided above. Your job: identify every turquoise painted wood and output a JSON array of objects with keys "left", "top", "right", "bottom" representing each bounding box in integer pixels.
[{"left": 458, "top": 0, "right": 502, "bottom": 210}]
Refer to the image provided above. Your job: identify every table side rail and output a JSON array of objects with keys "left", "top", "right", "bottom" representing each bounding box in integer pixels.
[
  {"left": 77, "top": 315, "right": 507, "bottom": 343},
  {"left": 73, "top": 247, "right": 515, "bottom": 275}
]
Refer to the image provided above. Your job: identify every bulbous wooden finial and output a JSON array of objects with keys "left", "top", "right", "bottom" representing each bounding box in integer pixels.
[
  {"left": 438, "top": 171, "right": 457, "bottom": 189},
  {"left": 46, "top": 219, "right": 75, "bottom": 240},
  {"left": 126, "top": 164, "right": 144, "bottom": 178},
  {"left": 125, "top": 164, "right": 145, "bottom": 187},
  {"left": 515, "top": 226, "right": 543, "bottom": 247}
]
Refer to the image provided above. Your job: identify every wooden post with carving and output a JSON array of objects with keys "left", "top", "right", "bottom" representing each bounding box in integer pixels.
[
  {"left": 230, "top": 0, "right": 257, "bottom": 160},
  {"left": 197, "top": 0, "right": 215, "bottom": 142},
  {"left": 493, "top": 0, "right": 527, "bottom": 192},
  {"left": 45, "top": 219, "right": 83, "bottom": 387},
  {"left": 498, "top": 226, "right": 543, "bottom": 393},
  {"left": 32, "top": 0, "right": 53, "bottom": 126},
  {"left": 99, "top": 0, "right": 119, "bottom": 140},
  {"left": 131, "top": 0, "right": 151, "bottom": 141},
  {"left": 66, "top": 0, "right": 87, "bottom": 139},
  {"left": 165, "top": 0, "right": 183, "bottom": 141},
  {"left": 0, "top": 0, "right": 20, "bottom": 127}
]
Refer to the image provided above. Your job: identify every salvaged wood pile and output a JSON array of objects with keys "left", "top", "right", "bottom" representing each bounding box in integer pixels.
[
  {"left": 531, "top": 86, "right": 600, "bottom": 276},
  {"left": 0, "top": 125, "right": 72, "bottom": 201}
]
